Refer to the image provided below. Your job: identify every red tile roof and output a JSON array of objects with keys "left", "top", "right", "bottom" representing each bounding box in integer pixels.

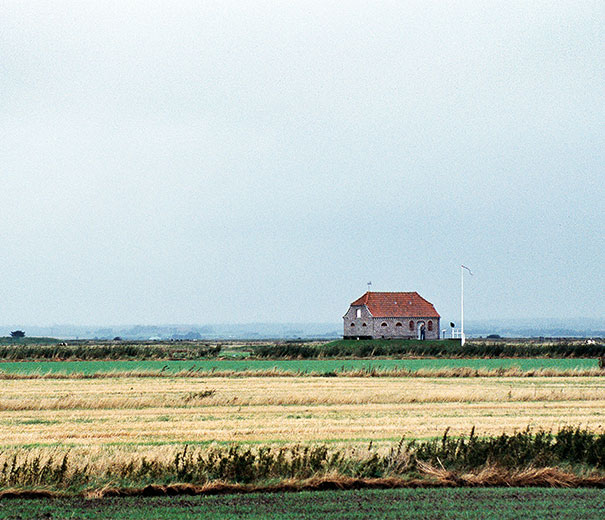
[{"left": 351, "top": 292, "right": 440, "bottom": 318}]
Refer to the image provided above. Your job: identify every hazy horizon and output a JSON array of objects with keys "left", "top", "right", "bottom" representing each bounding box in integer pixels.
[
  {"left": 2, "top": 316, "right": 604, "bottom": 341},
  {"left": 2, "top": 2, "right": 603, "bottom": 326},
  {"left": 3, "top": 316, "right": 604, "bottom": 330}
]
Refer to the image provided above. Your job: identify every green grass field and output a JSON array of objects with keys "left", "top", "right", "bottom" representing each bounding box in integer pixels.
[
  {"left": 1, "top": 488, "right": 603, "bottom": 519},
  {"left": 0, "top": 357, "right": 597, "bottom": 374}
]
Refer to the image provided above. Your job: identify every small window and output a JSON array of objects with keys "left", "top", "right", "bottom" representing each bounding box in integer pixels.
[
  {"left": 409, "top": 321, "right": 414, "bottom": 330},
  {"left": 395, "top": 322, "right": 402, "bottom": 327},
  {"left": 356, "top": 309, "right": 361, "bottom": 318},
  {"left": 381, "top": 322, "right": 387, "bottom": 327},
  {"left": 362, "top": 323, "right": 367, "bottom": 327},
  {"left": 428, "top": 320, "right": 433, "bottom": 331},
  {"left": 350, "top": 323, "right": 355, "bottom": 327}
]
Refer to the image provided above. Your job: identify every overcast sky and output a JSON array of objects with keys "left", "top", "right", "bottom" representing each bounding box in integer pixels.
[{"left": 1, "top": 1, "right": 603, "bottom": 326}]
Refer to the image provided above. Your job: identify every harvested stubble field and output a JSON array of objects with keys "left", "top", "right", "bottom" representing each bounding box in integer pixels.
[
  {"left": 0, "top": 369, "right": 603, "bottom": 512},
  {"left": 0, "top": 375, "right": 603, "bottom": 448}
]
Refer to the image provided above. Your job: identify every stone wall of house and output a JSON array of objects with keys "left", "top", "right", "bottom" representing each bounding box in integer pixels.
[
  {"left": 343, "top": 305, "right": 374, "bottom": 339},
  {"left": 343, "top": 306, "right": 440, "bottom": 339},
  {"left": 370, "top": 317, "right": 440, "bottom": 339}
]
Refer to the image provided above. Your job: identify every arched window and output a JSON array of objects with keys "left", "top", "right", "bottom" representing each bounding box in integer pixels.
[
  {"left": 356, "top": 309, "right": 361, "bottom": 318},
  {"left": 428, "top": 320, "right": 433, "bottom": 331},
  {"left": 381, "top": 322, "right": 388, "bottom": 327},
  {"left": 409, "top": 321, "right": 414, "bottom": 330},
  {"left": 395, "top": 322, "right": 402, "bottom": 327},
  {"left": 350, "top": 323, "right": 355, "bottom": 327},
  {"left": 362, "top": 323, "right": 367, "bottom": 327}
]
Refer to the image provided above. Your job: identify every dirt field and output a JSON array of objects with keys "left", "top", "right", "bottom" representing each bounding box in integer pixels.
[{"left": 1, "top": 488, "right": 604, "bottom": 520}]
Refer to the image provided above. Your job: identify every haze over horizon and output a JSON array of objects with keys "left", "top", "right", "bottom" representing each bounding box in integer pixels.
[{"left": 2, "top": 1, "right": 603, "bottom": 326}]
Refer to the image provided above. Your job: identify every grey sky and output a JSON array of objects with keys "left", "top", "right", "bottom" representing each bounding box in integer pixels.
[{"left": 1, "top": 1, "right": 603, "bottom": 325}]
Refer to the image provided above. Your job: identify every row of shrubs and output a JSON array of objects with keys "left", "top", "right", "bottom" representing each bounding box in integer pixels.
[
  {"left": 0, "top": 344, "right": 222, "bottom": 360},
  {"left": 2, "top": 340, "right": 603, "bottom": 361},
  {"left": 0, "top": 427, "right": 602, "bottom": 490},
  {"left": 253, "top": 340, "right": 605, "bottom": 359}
]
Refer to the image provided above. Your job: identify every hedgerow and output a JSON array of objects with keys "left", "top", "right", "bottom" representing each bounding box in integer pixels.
[{"left": 253, "top": 340, "right": 605, "bottom": 359}]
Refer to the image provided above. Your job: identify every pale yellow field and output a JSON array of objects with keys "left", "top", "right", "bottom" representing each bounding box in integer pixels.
[{"left": 1, "top": 376, "right": 603, "bottom": 449}]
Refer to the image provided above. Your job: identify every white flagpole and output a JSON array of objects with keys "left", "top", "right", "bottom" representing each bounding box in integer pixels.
[
  {"left": 461, "top": 265, "right": 464, "bottom": 345},
  {"left": 460, "top": 265, "right": 473, "bottom": 346}
]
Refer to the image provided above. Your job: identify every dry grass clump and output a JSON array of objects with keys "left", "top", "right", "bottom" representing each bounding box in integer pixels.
[{"left": 417, "top": 461, "right": 605, "bottom": 488}]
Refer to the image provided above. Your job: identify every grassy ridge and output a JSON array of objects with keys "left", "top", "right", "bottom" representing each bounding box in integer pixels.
[{"left": 254, "top": 339, "right": 605, "bottom": 359}]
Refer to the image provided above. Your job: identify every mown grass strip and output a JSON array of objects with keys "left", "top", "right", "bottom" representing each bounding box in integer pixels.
[{"left": 0, "top": 358, "right": 601, "bottom": 377}]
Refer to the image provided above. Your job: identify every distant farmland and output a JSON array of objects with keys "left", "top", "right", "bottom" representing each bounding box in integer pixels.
[{"left": 0, "top": 342, "right": 603, "bottom": 511}]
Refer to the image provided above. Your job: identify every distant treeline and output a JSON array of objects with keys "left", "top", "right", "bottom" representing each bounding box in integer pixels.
[
  {"left": 253, "top": 339, "right": 605, "bottom": 359},
  {"left": 0, "top": 344, "right": 222, "bottom": 361}
]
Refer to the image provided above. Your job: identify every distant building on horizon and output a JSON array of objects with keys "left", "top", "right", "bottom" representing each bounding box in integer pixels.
[{"left": 343, "top": 291, "right": 440, "bottom": 340}]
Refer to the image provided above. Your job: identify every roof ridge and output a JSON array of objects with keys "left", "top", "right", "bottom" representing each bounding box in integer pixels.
[{"left": 367, "top": 290, "right": 416, "bottom": 293}]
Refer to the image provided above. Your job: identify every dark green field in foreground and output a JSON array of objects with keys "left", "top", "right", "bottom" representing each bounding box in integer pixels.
[
  {"left": 0, "top": 357, "right": 598, "bottom": 375},
  {"left": 1, "top": 488, "right": 603, "bottom": 520}
]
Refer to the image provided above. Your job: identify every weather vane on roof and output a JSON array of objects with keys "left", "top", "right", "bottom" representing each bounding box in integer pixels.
[{"left": 367, "top": 281, "right": 372, "bottom": 292}]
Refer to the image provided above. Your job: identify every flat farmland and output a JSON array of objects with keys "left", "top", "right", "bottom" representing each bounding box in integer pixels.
[
  {"left": 1, "top": 375, "right": 603, "bottom": 449},
  {"left": 0, "top": 357, "right": 599, "bottom": 375},
  {"left": 3, "top": 488, "right": 604, "bottom": 520}
]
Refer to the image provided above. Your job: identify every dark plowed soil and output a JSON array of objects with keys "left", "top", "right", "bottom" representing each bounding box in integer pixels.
[{"left": 0, "top": 488, "right": 604, "bottom": 520}]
